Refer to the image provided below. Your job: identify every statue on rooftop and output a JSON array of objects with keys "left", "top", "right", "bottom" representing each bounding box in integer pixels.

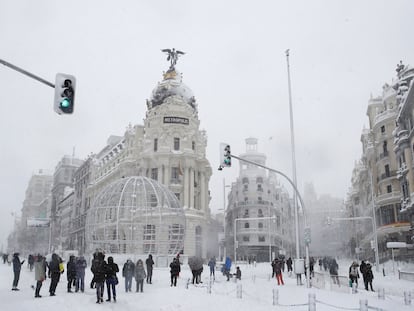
[{"left": 161, "top": 48, "right": 185, "bottom": 70}]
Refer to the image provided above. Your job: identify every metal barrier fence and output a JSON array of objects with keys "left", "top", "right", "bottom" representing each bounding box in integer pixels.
[
  {"left": 399, "top": 270, "right": 414, "bottom": 282},
  {"left": 313, "top": 271, "right": 352, "bottom": 293}
]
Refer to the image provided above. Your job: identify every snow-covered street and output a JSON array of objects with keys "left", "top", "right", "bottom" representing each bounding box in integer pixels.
[{"left": 1, "top": 259, "right": 413, "bottom": 311}]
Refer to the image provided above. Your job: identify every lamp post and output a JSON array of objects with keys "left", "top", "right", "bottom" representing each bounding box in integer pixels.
[
  {"left": 368, "top": 171, "right": 380, "bottom": 272},
  {"left": 222, "top": 179, "right": 231, "bottom": 260}
]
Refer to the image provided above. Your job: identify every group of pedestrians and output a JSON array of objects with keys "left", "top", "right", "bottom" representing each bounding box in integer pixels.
[
  {"left": 349, "top": 260, "right": 374, "bottom": 291},
  {"left": 121, "top": 254, "right": 154, "bottom": 292}
]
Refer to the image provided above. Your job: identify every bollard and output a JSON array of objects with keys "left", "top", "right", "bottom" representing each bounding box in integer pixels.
[
  {"left": 378, "top": 288, "right": 385, "bottom": 300},
  {"left": 272, "top": 288, "right": 278, "bottom": 306},
  {"left": 308, "top": 293, "right": 316, "bottom": 311},
  {"left": 404, "top": 291, "right": 411, "bottom": 305},
  {"left": 236, "top": 284, "right": 242, "bottom": 299},
  {"left": 186, "top": 278, "right": 190, "bottom": 289},
  {"left": 252, "top": 275, "right": 256, "bottom": 283},
  {"left": 359, "top": 299, "right": 368, "bottom": 311}
]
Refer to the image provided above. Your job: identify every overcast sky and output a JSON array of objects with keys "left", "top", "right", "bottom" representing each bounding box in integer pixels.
[{"left": 1, "top": 0, "right": 414, "bottom": 249}]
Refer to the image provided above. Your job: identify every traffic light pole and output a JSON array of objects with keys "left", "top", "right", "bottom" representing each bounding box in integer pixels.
[
  {"left": 0, "top": 58, "right": 55, "bottom": 88},
  {"left": 230, "top": 154, "right": 311, "bottom": 288}
]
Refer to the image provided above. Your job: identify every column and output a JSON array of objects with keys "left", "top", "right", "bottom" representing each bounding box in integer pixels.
[
  {"left": 184, "top": 167, "right": 189, "bottom": 208},
  {"left": 190, "top": 168, "right": 195, "bottom": 209}
]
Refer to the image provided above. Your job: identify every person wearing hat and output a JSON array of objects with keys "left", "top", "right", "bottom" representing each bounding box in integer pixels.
[
  {"left": 34, "top": 254, "right": 47, "bottom": 298},
  {"left": 12, "top": 252, "right": 25, "bottom": 291}
]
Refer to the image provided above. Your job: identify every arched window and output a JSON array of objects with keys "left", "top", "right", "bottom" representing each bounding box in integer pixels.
[
  {"left": 258, "top": 209, "right": 263, "bottom": 217},
  {"left": 242, "top": 177, "right": 249, "bottom": 184},
  {"left": 244, "top": 222, "right": 250, "bottom": 229},
  {"left": 258, "top": 222, "right": 263, "bottom": 229},
  {"left": 256, "top": 177, "right": 263, "bottom": 183}
]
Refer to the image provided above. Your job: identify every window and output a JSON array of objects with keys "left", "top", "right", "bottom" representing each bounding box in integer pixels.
[
  {"left": 192, "top": 141, "right": 195, "bottom": 150},
  {"left": 243, "top": 184, "right": 248, "bottom": 191},
  {"left": 381, "top": 125, "right": 385, "bottom": 133},
  {"left": 258, "top": 209, "right": 263, "bottom": 217},
  {"left": 242, "top": 177, "right": 249, "bottom": 184},
  {"left": 385, "top": 164, "right": 390, "bottom": 177},
  {"left": 151, "top": 168, "right": 158, "bottom": 181},
  {"left": 175, "top": 193, "right": 180, "bottom": 201},
  {"left": 258, "top": 236, "right": 265, "bottom": 242},
  {"left": 171, "top": 167, "right": 180, "bottom": 183},
  {"left": 256, "top": 177, "right": 263, "bottom": 183},
  {"left": 383, "top": 141, "right": 388, "bottom": 154},
  {"left": 243, "top": 236, "right": 250, "bottom": 242},
  {"left": 174, "top": 138, "right": 180, "bottom": 150},
  {"left": 257, "top": 184, "right": 263, "bottom": 192},
  {"left": 244, "top": 222, "right": 250, "bottom": 229},
  {"left": 154, "top": 138, "right": 158, "bottom": 152},
  {"left": 258, "top": 222, "right": 263, "bottom": 229},
  {"left": 244, "top": 209, "right": 249, "bottom": 217},
  {"left": 387, "top": 185, "right": 392, "bottom": 193}
]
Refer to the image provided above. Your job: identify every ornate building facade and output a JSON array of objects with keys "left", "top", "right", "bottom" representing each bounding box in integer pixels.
[{"left": 226, "top": 138, "right": 293, "bottom": 262}]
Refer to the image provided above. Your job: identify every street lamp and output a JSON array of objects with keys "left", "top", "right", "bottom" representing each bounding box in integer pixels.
[{"left": 222, "top": 179, "right": 231, "bottom": 260}]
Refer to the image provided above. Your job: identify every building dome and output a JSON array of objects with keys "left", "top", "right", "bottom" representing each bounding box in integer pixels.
[
  {"left": 148, "top": 69, "right": 196, "bottom": 109},
  {"left": 85, "top": 176, "right": 185, "bottom": 255}
]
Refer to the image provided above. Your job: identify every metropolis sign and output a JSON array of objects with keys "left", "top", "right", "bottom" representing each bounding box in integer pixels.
[{"left": 163, "top": 116, "right": 189, "bottom": 125}]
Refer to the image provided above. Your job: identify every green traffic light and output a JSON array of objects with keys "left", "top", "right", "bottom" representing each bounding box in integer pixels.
[{"left": 60, "top": 98, "right": 71, "bottom": 108}]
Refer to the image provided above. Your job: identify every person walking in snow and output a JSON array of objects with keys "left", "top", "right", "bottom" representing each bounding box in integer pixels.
[
  {"left": 145, "top": 254, "right": 154, "bottom": 284},
  {"left": 135, "top": 259, "right": 146, "bottom": 292},
  {"left": 75, "top": 255, "right": 87, "bottom": 292},
  {"left": 105, "top": 256, "right": 119, "bottom": 302},
  {"left": 208, "top": 257, "right": 216, "bottom": 280},
  {"left": 349, "top": 261, "right": 360, "bottom": 287},
  {"left": 34, "top": 254, "right": 47, "bottom": 298},
  {"left": 275, "top": 258, "right": 284, "bottom": 285},
  {"left": 329, "top": 258, "right": 339, "bottom": 285},
  {"left": 66, "top": 255, "right": 77, "bottom": 292},
  {"left": 169, "top": 257, "right": 180, "bottom": 287},
  {"left": 286, "top": 257, "right": 293, "bottom": 276},
  {"left": 235, "top": 266, "right": 241, "bottom": 280},
  {"left": 48, "top": 253, "right": 61, "bottom": 296},
  {"left": 28, "top": 254, "right": 34, "bottom": 272},
  {"left": 11, "top": 252, "right": 25, "bottom": 291},
  {"left": 363, "top": 263, "right": 374, "bottom": 291},
  {"left": 91, "top": 252, "right": 106, "bottom": 304},
  {"left": 122, "top": 259, "right": 135, "bottom": 292}
]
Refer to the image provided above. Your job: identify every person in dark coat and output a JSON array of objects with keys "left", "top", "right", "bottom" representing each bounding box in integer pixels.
[
  {"left": 28, "top": 254, "right": 34, "bottom": 272},
  {"left": 286, "top": 257, "right": 293, "bottom": 276},
  {"left": 135, "top": 259, "right": 146, "bottom": 292},
  {"left": 122, "top": 259, "right": 135, "bottom": 292},
  {"left": 329, "top": 258, "right": 339, "bottom": 285},
  {"left": 91, "top": 252, "right": 106, "bottom": 304},
  {"left": 271, "top": 259, "right": 277, "bottom": 278},
  {"left": 363, "top": 263, "right": 374, "bottom": 291},
  {"left": 169, "top": 257, "right": 180, "bottom": 287},
  {"left": 360, "top": 260, "right": 367, "bottom": 287},
  {"left": 75, "top": 256, "right": 87, "bottom": 292},
  {"left": 12, "top": 252, "right": 25, "bottom": 291},
  {"left": 34, "top": 254, "right": 47, "bottom": 298},
  {"left": 145, "top": 254, "right": 154, "bottom": 284},
  {"left": 235, "top": 266, "right": 241, "bottom": 280},
  {"left": 105, "top": 256, "right": 119, "bottom": 302},
  {"left": 48, "top": 253, "right": 61, "bottom": 296},
  {"left": 275, "top": 258, "right": 284, "bottom": 285},
  {"left": 66, "top": 255, "right": 77, "bottom": 292}
]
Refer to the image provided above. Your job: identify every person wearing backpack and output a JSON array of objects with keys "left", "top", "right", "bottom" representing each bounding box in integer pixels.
[{"left": 349, "top": 261, "right": 360, "bottom": 287}]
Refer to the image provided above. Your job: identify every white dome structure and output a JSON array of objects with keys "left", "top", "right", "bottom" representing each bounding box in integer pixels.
[{"left": 85, "top": 176, "right": 185, "bottom": 255}]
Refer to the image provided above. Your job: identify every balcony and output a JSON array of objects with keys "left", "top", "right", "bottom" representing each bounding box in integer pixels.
[
  {"left": 379, "top": 150, "right": 389, "bottom": 159},
  {"left": 375, "top": 191, "right": 401, "bottom": 205},
  {"left": 396, "top": 162, "right": 408, "bottom": 179},
  {"left": 379, "top": 170, "right": 396, "bottom": 181}
]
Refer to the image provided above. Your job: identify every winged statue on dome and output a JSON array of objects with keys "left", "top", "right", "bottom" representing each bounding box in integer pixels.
[{"left": 161, "top": 48, "right": 185, "bottom": 70}]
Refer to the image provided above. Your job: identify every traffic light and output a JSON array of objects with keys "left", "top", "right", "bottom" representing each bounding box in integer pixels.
[
  {"left": 304, "top": 227, "right": 311, "bottom": 245},
  {"left": 219, "top": 143, "right": 231, "bottom": 169},
  {"left": 54, "top": 73, "right": 76, "bottom": 114}
]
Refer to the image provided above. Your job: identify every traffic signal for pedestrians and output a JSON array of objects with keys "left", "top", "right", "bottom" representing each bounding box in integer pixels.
[
  {"left": 219, "top": 143, "right": 231, "bottom": 169},
  {"left": 54, "top": 73, "right": 76, "bottom": 114}
]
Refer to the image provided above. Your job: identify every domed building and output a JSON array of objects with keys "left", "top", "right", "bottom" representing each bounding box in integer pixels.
[
  {"left": 76, "top": 53, "right": 213, "bottom": 258},
  {"left": 85, "top": 176, "right": 185, "bottom": 255}
]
